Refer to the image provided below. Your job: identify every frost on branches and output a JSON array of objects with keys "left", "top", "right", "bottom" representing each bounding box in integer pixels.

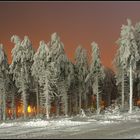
[
  {"left": 10, "top": 35, "right": 34, "bottom": 119},
  {"left": 85, "top": 42, "right": 105, "bottom": 114},
  {"left": 75, "top": 45, "right": 89, "bottom": 113},
  {"left": 0, "top": 44, "right": 9, "bottom": 120},
  {"left": 116, "top": 19, "right": 140, "bottom": 113},
  {"left": 0, "top": 18, "right": 139, "bottom": 122}
]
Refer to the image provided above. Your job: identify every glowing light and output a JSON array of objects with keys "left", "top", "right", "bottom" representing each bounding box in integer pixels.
[
  {"left": 8, "top": 109, "right": 11, "bottom": 114},
  {"left": 136, "top": 100, "right": 140, "bottom": 106},
  {"left": 28, "top": 105, "right": 31, "bottom": 113},
  {"left": 17, "top": 104, "right": 24, "bottom": 114}
]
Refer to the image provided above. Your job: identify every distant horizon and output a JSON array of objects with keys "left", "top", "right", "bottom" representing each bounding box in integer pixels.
[{"left": 0, "top": 1, "right": 140, "bottom": 70}]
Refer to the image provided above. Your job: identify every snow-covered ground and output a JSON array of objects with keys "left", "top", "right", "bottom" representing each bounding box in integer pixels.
[{"left": 1, "top": 109, "right": 140, "bottom": 139}]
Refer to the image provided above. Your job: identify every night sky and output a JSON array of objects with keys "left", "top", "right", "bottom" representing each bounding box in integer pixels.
[{"left": 0, "top": 1, "right": 140, "bottom": 70}]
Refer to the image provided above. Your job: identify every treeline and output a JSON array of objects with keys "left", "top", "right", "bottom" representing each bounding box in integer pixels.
[{"left": 0, "top": 18, "right": 139, "bottom": 121}]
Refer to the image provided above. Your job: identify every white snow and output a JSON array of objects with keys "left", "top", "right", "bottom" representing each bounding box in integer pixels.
[
  {"left": 99, "top": 120, "right": 116, "bottom": 124},
  {"left": 0, "top": 122, "right": 15, "bottom": 128},
  {"left": 1, "top": 108, "right": 140, "bottom": 129},
  {"left": 1, "top": 109, "right": 140, "bottom": 139},
  {"left": 0, "top": 118, "right": 90, "bottom": 129}
]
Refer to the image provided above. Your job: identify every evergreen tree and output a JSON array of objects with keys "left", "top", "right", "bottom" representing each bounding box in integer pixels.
[
  {"left": 75, "top": 45, "right": 89, "bottom": 113},
  {"left": 134, "top": 22, "right": 140, "bottom": 98},
  {"left": 32, "top": 40, "right": 49, "bottom": 116},
  {"left": 10, "top": 35, "right": 34, "bottom": 119},
  {"left": 85, "top": 42, "right": 105, "bottom": 114},
  {"left": 117, "top": 19, "right": 140, "bottom": 113},
  {"left": 114, "top": 47, "right": 127, "bottom": 110},
  {"left": 0, "top": 44, "right": 9, "bottom": 120},
  {"left": 102, "top": 67, "right": 117, "bottom": 106},
  {"left": 48, "top": 32, "right": 69, "bottom": 116},
  {"left": 43, "top": 62, "right": 58, "bottom": 119}
]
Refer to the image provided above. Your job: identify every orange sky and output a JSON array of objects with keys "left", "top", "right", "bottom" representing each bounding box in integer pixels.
[{"left": 0, "top": 2, "right": 140, "bottom": 70}]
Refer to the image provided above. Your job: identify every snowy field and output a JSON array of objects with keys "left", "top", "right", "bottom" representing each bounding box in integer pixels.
[{"left": 1, "top": 110, "right": 140, "bottom": 139}]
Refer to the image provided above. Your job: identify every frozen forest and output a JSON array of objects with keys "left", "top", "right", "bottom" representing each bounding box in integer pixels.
[{"left": 0, "top": 19, "right": 140, "bottom": 138}]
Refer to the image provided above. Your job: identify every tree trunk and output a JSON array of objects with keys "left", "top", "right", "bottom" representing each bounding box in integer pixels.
[
  {"left": 22, "top": 90, "right": 27, "bottom": 119},
  {"left": 45, "top": 90, "right": 50, "bottom": 119},
  {"left": 2, "top": 93, "right": 6, "bottom": 121},
  {"left": 0, "top": 94, "right": 2, "bottom": 120},
  {"left": 129, "top": 64, "right": 133, "bottom": 113},
  {"left": 84, "top": 91, "right": 87, "bottom": 110},
  {"left": 36, "top": 83, "right": 39, "bottom": 116},
  {"left": 56, "top": 97, "right": 59, "bottom": 117},
  {"left": 75, "top": 93, "right": 78, "bottom": 115},
  {"left": 64, "top": 92, "right": 68, "bottom": 116},
  {"left": 92, "top": 83, "right": 94, "bottom": 109},
  {"left": 11, "top": 93, "right": 16, "bottom": 119},
  {"left": 69, "top": 94, "right": 71, "bottom": 116},
  {"left": 96, "top": 77, "right": 100, "bottom": 114},
  {"left": 79, "top": 90, "right": 82, "bottom": 114},
  {"left": 107, "top": 90, "right": 111, "bottom": 106},
  {"left": 122, "top": 70, "right": 125, "bottom": 110}
]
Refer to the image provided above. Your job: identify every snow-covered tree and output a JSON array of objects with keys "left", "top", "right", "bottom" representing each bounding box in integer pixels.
[
  {"left": 134, "top": 22, "right": 140, "bottom": 98},
  {"left": 117, "top": 19, "right": 140, "bottom": 113},
  {"left": 66, "top": 62, "right": 75, "bottom": 115},
  {"left": 7, "top": 73, "right": 17, "bottom": 119},
  {"left": 48, "top": 32, "right": 70, "bottom": 116},
  {"left": 0, "top": 44, "right": 9, "bottom": 120},
  {"left": 10, "top": 35, "right": 34, "bottom": 119},
  {"left": 113, "top": 47, "right": 127, "bottom": 110},
  {"left": 102, "top": 67, "right": 117, "bottom": 106},
  {"left": 31, "top": 40, "right": 49, "bottom": 116},
  {"left": 32, "top": 40, "right": 58, "bottom": 119},
  {"left": 134, "top": 22, "right": 140, "bottom": 61},
  {"left": 43, "top": 62, "right": 58, "bottom": 119},
  {"left": 75, "top": 45, "right": 89, "bottom": 113},
  {"left": 85, "top": 42, "right": 105, "bottom": 114}
]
